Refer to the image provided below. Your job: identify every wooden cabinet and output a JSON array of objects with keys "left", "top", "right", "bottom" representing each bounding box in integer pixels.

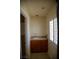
[
  {"left": 40, "top": 40, "right": 48, "bottom": 52},
  {"left": 30, "top": 39, "right": 48, "bottom": 52},
  {"left": 31, "top": 40, "right": 40, "bottom": 52}
]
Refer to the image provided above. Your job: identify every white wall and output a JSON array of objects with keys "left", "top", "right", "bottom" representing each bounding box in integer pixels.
[
  {"left": 30, "top": 16, "right": 47, "bottom": 37},
  {"left": 21, "top": 8, "right": 31, "bottom": 58},
  {"left": 46, "top": 3, "right": 57, "bottom": 59}
]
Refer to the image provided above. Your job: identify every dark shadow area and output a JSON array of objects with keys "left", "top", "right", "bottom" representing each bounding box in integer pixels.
[{"left": 20, "top": 14, "right": 26, "bottom": 59}]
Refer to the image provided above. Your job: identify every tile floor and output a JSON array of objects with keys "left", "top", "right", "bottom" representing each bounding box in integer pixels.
[{"left": 30, "top": 53, "right": 50, "bottom": 59}]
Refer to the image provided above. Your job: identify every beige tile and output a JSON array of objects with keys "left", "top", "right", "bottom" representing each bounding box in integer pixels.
[{"left": 30, "top": 53, "right": 50, "bottom": 59}]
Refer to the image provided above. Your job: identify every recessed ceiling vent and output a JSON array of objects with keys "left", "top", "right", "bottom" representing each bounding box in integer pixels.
[
  {"left": 36, "top": 15, "right": 39, "bottom": 16},
  {"left": 41, "top": 7, "right": 45, "bottom": 10}
]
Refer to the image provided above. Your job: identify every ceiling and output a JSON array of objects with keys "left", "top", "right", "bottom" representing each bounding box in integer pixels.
[{"left": 21, "top": 0, "right": 56, "bottom": 16}]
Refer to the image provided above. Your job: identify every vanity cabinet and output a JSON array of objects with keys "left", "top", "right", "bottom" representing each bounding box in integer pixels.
[{"left": 30, "top": 39, "right": 48, "bottom": 52}]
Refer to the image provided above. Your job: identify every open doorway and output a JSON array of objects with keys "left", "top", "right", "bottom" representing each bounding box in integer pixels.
[{"left": 21, "top": 0, "right": 58, "bottom": 59}]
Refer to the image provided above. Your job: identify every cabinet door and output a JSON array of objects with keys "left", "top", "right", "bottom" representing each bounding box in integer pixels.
[
  {"left": 31, "top": 40, "right": 40, "bottom": 52},
  {"left": 40, "top": 40, "right": 48, "bottom": 52}
]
